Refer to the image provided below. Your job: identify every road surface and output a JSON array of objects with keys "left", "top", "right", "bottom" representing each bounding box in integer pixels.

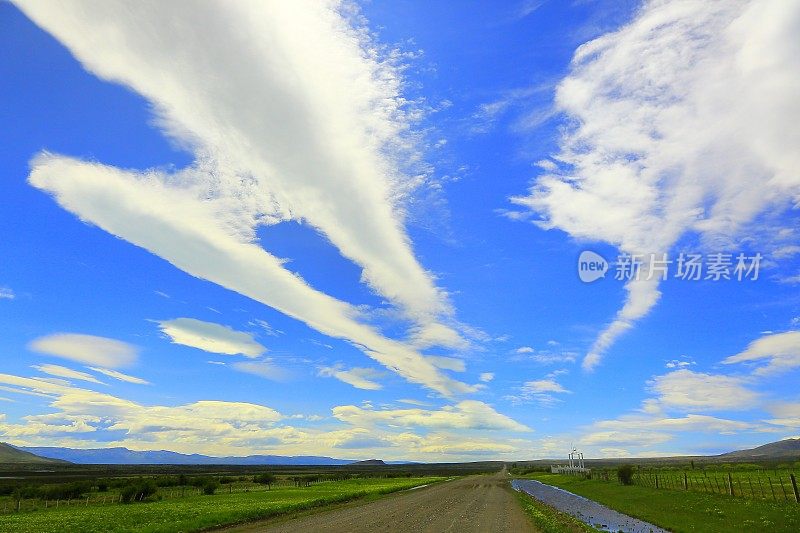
[{"left": 224, "top": 471, "right": 534, "bottom": 532}]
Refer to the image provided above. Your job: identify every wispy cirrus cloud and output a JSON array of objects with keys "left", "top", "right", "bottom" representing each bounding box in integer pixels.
[
  {"left": 332, "top": 400, "right": 531, "bottom": 432},
  {"left": 318, "top": 365, "right": 384, "bottom": 390},
  {"left": 229, "top": 360, "right": 288, "bottom": 382},
  {"left": 509, "top": 0, "right": 800, "bottom": 370},
  {"left": 88, "top": 367, "right": 149, "bottom": 385},
  {"left": 32, "top": 364, "right": 105, "bottom": 385},
  {"left": 17, "top": 0, "right": 473, "bottom": 396}
]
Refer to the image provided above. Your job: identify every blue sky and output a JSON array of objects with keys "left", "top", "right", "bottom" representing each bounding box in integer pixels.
[{"left": 1, "top": 0, "right": 799, "bottom": 461}]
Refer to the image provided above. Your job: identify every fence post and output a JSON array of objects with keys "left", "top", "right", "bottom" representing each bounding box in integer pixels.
[
  {"left": 779, "top": 477, "right": 788, "bottom": 501},
  {"left": 791, "top": 474, "right": 800, "bottom": 504},
  {"left": 655, "top": 474, "right": 659, "bottom": 489},
  {"left": 684, "top": 472, "right": 688, "bottom": 490},
  {"left": 768, "top": 477, "right": 777, "bottom": 501},
  {"left": 728, "top": 473, "right": 734, "bottom": 496}
]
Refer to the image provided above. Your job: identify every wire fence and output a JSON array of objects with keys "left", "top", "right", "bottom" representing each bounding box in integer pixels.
[{"left": 605, "top": 469, "right": 800, "bottom": 504}]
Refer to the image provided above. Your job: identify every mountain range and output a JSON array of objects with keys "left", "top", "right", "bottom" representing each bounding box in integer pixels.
[
  {"left": 0, "top": 442, "right": 66, "bottom": 464},
  {"left": 2, "top": 438, "right": 798, "bottom": 465},
  {"left": 17, "top": 446, "right": 355, "bottom": 465},
  {"left": 715, "top": 437, "right": 800, "bottom": 459}
]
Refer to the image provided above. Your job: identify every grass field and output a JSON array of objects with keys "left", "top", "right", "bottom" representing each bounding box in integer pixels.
[
  {"left": 0, "top": 476, "right": 442, "bottom": 532},
  {"left": 521, "top": 472, "right": 800, "bottom": 532},
  {"left": 630, "top": 467, "right": 800, "bottom": 502},
  {"left": 513, "top": 489, "right": 599, "bottom": 533}
]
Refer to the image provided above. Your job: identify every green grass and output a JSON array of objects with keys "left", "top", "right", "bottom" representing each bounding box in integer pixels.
[
  {"left": 0, "top": 477, "right": 442, "bottom": 532},
  {"left": 513, "top": 488, "right": 599, "bottom": 533},
  {"left": 522, "top": 473, "right": 800, "bottom": 532},
  {"left": 632, "top": 468, "right": 799, "bottom": 501}
]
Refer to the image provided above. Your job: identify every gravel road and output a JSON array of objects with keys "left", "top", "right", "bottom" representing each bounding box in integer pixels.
[
  {"left": 512, "top": 479, "right": 668, "bottom": 533},
  {"left": 223, "top": 472, "right": 534, "bottom": 532}
]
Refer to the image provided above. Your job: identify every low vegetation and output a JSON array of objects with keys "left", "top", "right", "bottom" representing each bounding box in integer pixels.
[
  {"left": 519, "top": 472, "right": 800, "bottom": 533},
  {"left": 0, "top": 475, "right": 442, "bottom": 532},
  {"left": 514, "top": 489, "right": 599, "bottom": 533}
]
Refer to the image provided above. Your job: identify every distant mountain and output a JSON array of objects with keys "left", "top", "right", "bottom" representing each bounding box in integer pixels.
[
  {"left": 19, "top": 446, "right": 354, "bottom": 465},
  {"left": 350, "top": 459, "right": 386, "bottom": 465},
  {"left": 0, "top": 443, "right": 67, "bottom": 464},
  {"left": 717, "top": 438, "right": 800, "bottom": 460}
]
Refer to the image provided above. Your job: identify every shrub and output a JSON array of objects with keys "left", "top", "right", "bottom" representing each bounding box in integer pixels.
[
  {"left": 254, "top": 473, "right": 276, "bottom": 489},
  {"left": 42, "top": 481, "right": 92, "bottom": 500},
  {"left": 120, "top": 479, "right": 158, "bottom": 503},
  {"left": 617, "top": 464, "right": 635, "bottom": 485},
  {"left": 202, "top": 479, "right": 220, "bottom": 495}
]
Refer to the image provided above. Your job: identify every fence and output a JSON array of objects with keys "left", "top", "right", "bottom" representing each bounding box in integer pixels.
[{"left": 624, "top": 469, "right": 800, "bottom": 504}]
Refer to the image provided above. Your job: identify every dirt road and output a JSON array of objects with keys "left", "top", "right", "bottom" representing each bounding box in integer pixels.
[{"left": 224, "top": 471, "right": 534, "bottom": 532}]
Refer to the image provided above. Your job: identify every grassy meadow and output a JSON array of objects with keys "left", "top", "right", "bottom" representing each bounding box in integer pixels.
[
  {"left": 518, "top": 471, "right": 800, "bottom": 532},
  {"left": 0, "top": 473, "right": 443, "bottom": 532}
]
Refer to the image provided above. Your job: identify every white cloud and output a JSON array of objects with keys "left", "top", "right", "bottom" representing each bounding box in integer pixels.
[
  {"left": 28, "top": 333, "right": 138, "bottom": 368},
  {"left": 0, "top": 287, "right": 15, "bottom": 300},
  {"left": 523, "top": 379, "right": 568, "bottom": 394},
  {"left": 766, "top": 403, "right": 800, "bottom": 428},
  {"left": 479, "top": 372, "right": 494, "bottom": 382},
  {"left": 515, "top": 346, "right": 534, "bottom": 354},
  {"left": 665, "top": 359, "right": 696, "bottom": 369},
  {"left": 426, "top": 355, "right": 466, "bottom": 372},
  {"left": 318, "top": 366, "right": 383, "bottom": 390},
  {"left": 648, "top": 369, "right": 759, "bottom": 411},
  {"left": 32, "top": 364, "right": 104, "bottom": 385},
  {"left": 248, "top": 319, "right": 281, "bottom": 337},
  {"left": 230, "top": 360, "right": 287, "bottom": 382},
  {"left": 396, "top": 398, "right": 431, "bottom": 407},
  {"left": 723, "top": 330, "right": 800, "bottom": 375},
  {"left": 505, "top": 376, "right": 571, "bottom": 407},
  {"left": 582, "top": 413, "right": 755, "bottom": 448},
  {"left": 156, "top": 318, "right": 265, "bottom": 357},
  {"left": 18, "top": 0, "right": 473, "bottom": 396},
  {"left": 332, "top": 400, "right": 531, "bottom": 432},
  {"left": 88, "top": 367, "right": 149, "bottom": 385},
  {"left": 14, "top": 0, "right": 450, "bottom": 325},
  {"left": 0, "top": 371, "right": 529, "bottom": 460},
  {"left": 510, "top": 0, "right": 800, "bottom": 369}
]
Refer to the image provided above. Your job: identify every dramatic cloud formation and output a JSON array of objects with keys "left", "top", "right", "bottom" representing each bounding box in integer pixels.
[
  {"left": 17, "top": 0, "right": 473, "bottom": 396},
  {"left": 157, "top": 318, "right": 266, "bottom": 357},
  {"left": 723, "top": 330, "right": 800, "bottom": 375},
  {"left": 511, "top": 0, "right": 800, "bottom": 369},
  {"left": 0, "top": 371, "right": 527, "bottom": 459},
  {"left": 28, "top": 333, "right": 138, "bottom": 368},
  {"left": 318, "top": 366, "right": 383, "bottom": 390}
]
